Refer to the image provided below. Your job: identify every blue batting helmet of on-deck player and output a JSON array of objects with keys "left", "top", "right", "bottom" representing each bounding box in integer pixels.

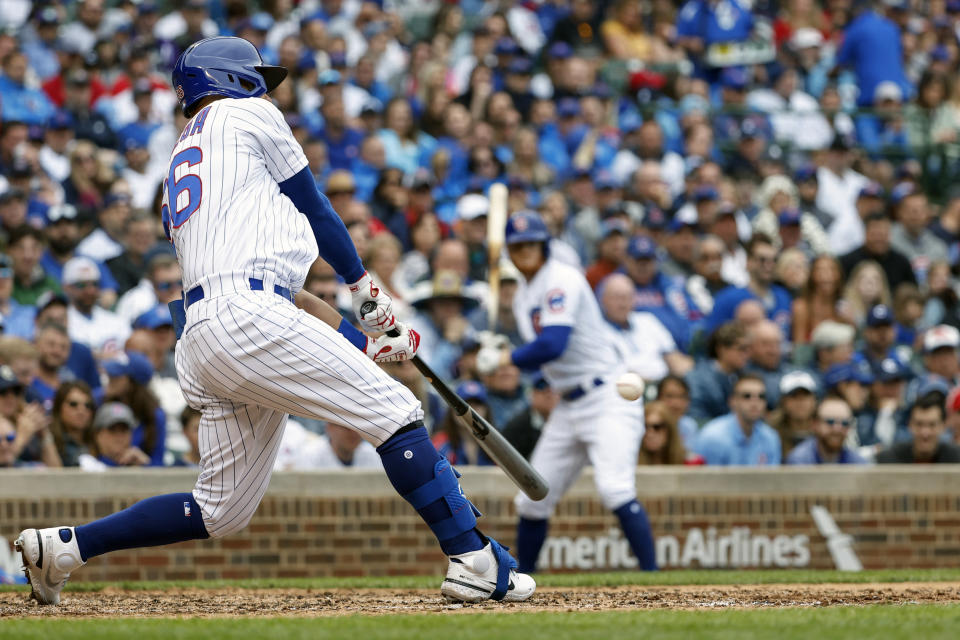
[
  {"left": 172, "top": 36, "right": 287, "bottom": 117},
  {"left": 505, "top": 211, "right": 551, "bottom": 245}
]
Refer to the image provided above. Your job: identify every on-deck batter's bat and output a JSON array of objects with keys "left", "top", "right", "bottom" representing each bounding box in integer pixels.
[
  {"left": 486, "top": 183, "right": 508, "bottom": 330},
  {"left": 382, "top": 326, "right": 548, "bottom": 501}
]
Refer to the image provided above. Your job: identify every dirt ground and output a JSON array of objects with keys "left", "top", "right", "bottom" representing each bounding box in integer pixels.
[{"left": 2, "top": 582, "right": 959, "bottom": 618}]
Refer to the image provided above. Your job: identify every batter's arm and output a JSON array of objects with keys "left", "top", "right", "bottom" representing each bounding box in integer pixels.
[{"left": 293, "top": 289, "right": 343, "bottom": 330}]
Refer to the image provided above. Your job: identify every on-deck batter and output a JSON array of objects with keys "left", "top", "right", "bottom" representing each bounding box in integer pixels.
[
  {"left": 476, "top": 211, "right": 657, "bottom": 572},
  {"left": 16, "top": 36, "right": 534, "bottom": 606}
]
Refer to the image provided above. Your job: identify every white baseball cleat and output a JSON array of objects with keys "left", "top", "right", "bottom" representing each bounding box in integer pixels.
[
  {"left": 441, "top": 539, "right": 536, "bottom": 603},
  {"left": 15, "top": 527, "right": 85, "bottom": 605}
]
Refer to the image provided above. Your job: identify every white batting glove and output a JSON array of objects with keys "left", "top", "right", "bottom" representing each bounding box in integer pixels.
[
  {"left": 365, "top": 322, "right": 420, "bottom": 363},
  {"left": 349, "top": 271, "right": 396, "bottom": 333},
  {"left": 476, "top": 346, "right": 509, "bottom": 375}
]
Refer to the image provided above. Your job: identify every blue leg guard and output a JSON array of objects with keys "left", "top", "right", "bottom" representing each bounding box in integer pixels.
[
  {"left": 378, "top": 424, "right": 484, "bottom": 555},
  {"left": 487, "top": 537, "right": 518, "bottom": 601}
]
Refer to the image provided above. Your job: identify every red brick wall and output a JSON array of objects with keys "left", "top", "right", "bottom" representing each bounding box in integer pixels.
[{"left": 4, "top": 488, "right": 959, "bottom": 580}]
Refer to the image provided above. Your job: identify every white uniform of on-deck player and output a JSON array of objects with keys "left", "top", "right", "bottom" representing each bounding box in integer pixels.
[
  {"left": 511, "top": 258, "right": 644, "bottom": 520},
  {"left": 162, "top": 97, "right": 421, "bottom": 538}
]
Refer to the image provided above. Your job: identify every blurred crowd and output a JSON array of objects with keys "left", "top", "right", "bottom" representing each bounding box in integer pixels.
[{"left": 1, "top": 0, "right": 960, "bottom": 472}]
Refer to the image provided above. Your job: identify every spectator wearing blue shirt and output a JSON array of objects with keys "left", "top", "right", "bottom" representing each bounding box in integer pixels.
[
  {"left": 686, "top": 321, "right": 750, "bottom": 423},
  {"left": 623, "top": 235, "right": 699, "bottom": 351},
  {"left": 103, "top": 351, "right": 166, "bottom": 467},
  {"left": 905, "top": 325, "right": 960, "bottom": 403},
  {"left": 21, "top": 8, "right": 62, "bottom": 81},
  {"left": 676, "top": 0, "right": 754, "bottom": 77},
  {"left": 854, "top": 304, "right": 898, "bottom": 373},
  {"left": 854, "top": 355, "right": 912, "bottom": 453},
  {"left": 708, "top": 233, "right": 793, "bottom": 338},
  {"left": 695, "top": 373, "right": 782, "bottom": 466},
  {"left": 28, "top": 322, "right": 73, "bottom": 408},
  {"left": 0, "top": 50, "right": 56, "bottom": 126},
  {"left": 834, "top": 4, "right": 911, "bottom": 108},
  {"left": 320, "top": 96, "right": 366, "bottom": 171},
  {"left": 854, "top": 82, "right": 911, "bottom": 158},
  {"left": 0, "top": 254, "right": 36, "bottom": 341},
  {"left": 786, "top": 396, "right": 867, "bottom": 464}
]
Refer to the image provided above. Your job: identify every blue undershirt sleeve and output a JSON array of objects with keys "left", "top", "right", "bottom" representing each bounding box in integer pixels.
[
  {"left": 510, "top": 325, "right": 572, "bottom": 370},
  {"left": 278, "top": 166, "right": 365, "bottom": 283}
]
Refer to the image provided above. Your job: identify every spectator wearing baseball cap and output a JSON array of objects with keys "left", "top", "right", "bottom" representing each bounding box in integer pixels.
[
  {"left": 786, "top": 396, "right": 867, "bottom": 465},
  {"left": 432, "top": 380, "right": 493, "bottom": 466},
  {"left": 769, "top": 370, "right": 819, "bottom": 458},
  {"left": 854, "top": 304, "right": 898, "bottom": 372},
  {"left": 63, "top": 256, "right": 132, "bottom": 360},
  {"left": 905, "top": 325, "right": 960, "bottom": 403},
  {"left": 88, "top": 401, "right": 151, "bottom": 468},
  {"left": 854, "top": 355, "right": 912, "bottom": 456},
  {"left": 623, "top": 234, "right": 698, "bottom": 351},
  {"left": 103, "top": 350, "right": 166, "bottom": 466},
  {"left": 40, "top": 203, "right": 119, "bottom": 301},
  {"left": 824, "top": 361, "right": 874, "bottom": 420}
]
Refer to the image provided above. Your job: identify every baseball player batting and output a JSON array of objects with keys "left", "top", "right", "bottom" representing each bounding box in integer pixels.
[
  {"left": 475, "top": 211, "right": 657, "bottom": 572},
  {"left": 15, "top": 37, "right": 534, "bottom": 605}
]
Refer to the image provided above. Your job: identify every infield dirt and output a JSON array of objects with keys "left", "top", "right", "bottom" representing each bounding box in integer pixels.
[{"left": 2, "top": 582, "right": 959, "bottom": 618}]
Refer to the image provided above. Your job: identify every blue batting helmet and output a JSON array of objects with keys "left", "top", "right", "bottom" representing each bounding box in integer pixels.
[
  {"left": 172, "top": 37, "right": 287, "bottom": 117},
  {"left": 504, "top": 211, "right": 550, "bottom": 245}
]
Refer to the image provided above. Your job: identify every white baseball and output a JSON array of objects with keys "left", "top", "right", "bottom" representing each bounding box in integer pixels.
[{"left": 616, "top": 372, "right": 645, "bottom": 401}]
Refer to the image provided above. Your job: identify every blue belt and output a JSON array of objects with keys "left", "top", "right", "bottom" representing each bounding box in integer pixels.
[
  {"left": 561, "top": 377, "right": 604, "bottom": 402},
  {"left": 184, "top": 278, "right": 294, "bottom": 309}
]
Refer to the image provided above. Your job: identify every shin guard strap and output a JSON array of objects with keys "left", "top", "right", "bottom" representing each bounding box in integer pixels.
[{"left": 401, "top": 459, "right": 481, "bottom": 542}]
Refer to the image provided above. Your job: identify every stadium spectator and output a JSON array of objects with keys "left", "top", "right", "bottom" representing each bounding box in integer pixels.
[
  {"left": 656, "top": 375, "right": 699, "bottom": 448},
  {"left": 840, "top": 260, "right": 892, "bottom": 327},
  {"left": 8, "top": 226, "right": 59, "bottom": 306},
  {"left": 877, "top": 393, "right": 960, "bottom": 463},
  {"left": 29, "top": 322, "right": 71, "bottom": 405},
  {"left": 87, "top": 401, "right": 149, "bottom": 467},
  {"left": 172, "top": 406, "right": 201, "bottom": 468},
  {"left": 708, "top": 233, "right": 793, "bottom": 337},
  {"left": 63, "top": 256, "right": 130, "bottom": 359},
  {"left": 855, "top": 355, "right": 912, "bottom": 456},
  {"left": 834, "top": 1, "right": 911, "bottom": 109},
  {"left": 0, "top": 252, "right": 34, "bottom": 339},
  {"left": 809, "top": 320, "right": 856, "bottom": 379},
  {"left": 856, "top": 304, "right": 898, "bottom": 372},
  {"left": 115, "top": 247, "right": 182, "bottom": 325},
  {"left": 433, "top": 380, "right": 493, "bottom": 466},
  {"left": 786, "top": 395, "right": 867, "bottom": 465},
  {"left": 685, "top": 234, "right": 728, "bottom": 316},
  {"left": 769, "top": 370, "right": 819, "bottom": 458},
  {"left": 840, "top": 213, "right": 916, "bottom": 294},
  {"left": 791, "top": 255, "right": 851, "bottom": 345},
  {"left": 745, "top": 320, "right": 788, "bottom": 408},
  {"left": 48, "top": 381, "right": 96, "bottom": 468},
  {"left": 502, "top": 373, "right": 556, "bottom": 461},
  {"left": 601, "top": 273, "right": 692, "bottom": 383},
  {"left": 695, "top": 373, "right": 782, "bottom": 466},
  {"left": 686, "top": 321, "right": 749, "bottom": 422},
  {"left": 102, "top": 350, "right": 165, "bottom": 466},
  {"left": 0, "top": 414, "right": 18, "bottom": 468},
  {"left": 638, "top": 401, "right": 690, "bottom": 466},
  {"left": 906, "top": 325, "right": 960, "bottom": 402}
]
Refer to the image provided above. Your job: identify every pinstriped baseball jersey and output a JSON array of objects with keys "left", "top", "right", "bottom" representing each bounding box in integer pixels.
[
  {"left": 161, "top": 97, "right": 318, "bottom": 292},
  {"left": 160, "top": 95, "right": 423, "bottom": 537}
]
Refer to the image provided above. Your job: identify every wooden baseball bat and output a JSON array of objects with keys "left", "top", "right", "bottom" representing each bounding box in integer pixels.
[
  {"left": 386, "top": 329, "right": 549, "bottom": 501},
  {"left": 486, "top": 183, "right": 508, "bottom": 330}
]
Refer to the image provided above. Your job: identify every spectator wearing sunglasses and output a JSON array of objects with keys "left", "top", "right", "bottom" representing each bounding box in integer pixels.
[
  {"left": 48, "top": 381, "right": 97, "bottom": 467},
  {"left": 40, "top": 203, "right": 119, "bottom": 306},
  {"left": 8, "top": 226, "right": 61, "bottom": 307},
  {"left": 0, "top": 252, "right": 36, "bottom": 340},
  {"left": 639, "top": 401, "right": 696, "bottom": 466},
  {"left": 115, "top": 246, "right": 182, "bottom": 325},
  {"left": 63, "top": 256, "right": 131, "bottom": 360},
  {"left": 694, "top": 373, "right": 782, "bottom": 466},
  {"left": 786, "top": 396, "right": 866, "bottom": 465}
]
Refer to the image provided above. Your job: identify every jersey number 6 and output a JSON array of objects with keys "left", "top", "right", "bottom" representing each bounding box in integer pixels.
[{"left": 165, "top": 147, "right": 203, "bottom": 228}]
